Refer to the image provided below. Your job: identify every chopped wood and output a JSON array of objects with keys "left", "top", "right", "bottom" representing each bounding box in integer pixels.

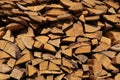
[
  {"left": 0, "top": 0, "right": 120, "bottom": 79},
  {"left": 0, "top": 64, "right": 12, "bottom": 73},
  {"left": 10, "top": 68, "right": 24, "bottom": 80}
]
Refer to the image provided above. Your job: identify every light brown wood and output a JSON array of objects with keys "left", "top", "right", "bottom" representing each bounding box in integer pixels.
[
  {"left": 46, "top": 75, "right": 54, "bottom": 80},
  {"left": 0, "top": 73, "right": 10, "bottom": 80},
  {"left": 48, "top": 39, "right": 60, "bottom": 48},
  {"left": 50, "top": 27, "right": 63, "bottom": 34},
  {"left": 3, "top": 30, "right": 14, "bottom": 42},
  {"left": 7, "top": 58, "right": 16, "bottom": 68},
  {"left": 62, "top": 48, "right": 72, "bottom": 57},
  {"left": 0, "top": 50, "right": 11, "bottom": 59},
  {"left": 39, "top": 61, "right": 49, "bottom": 70},
  {"left": 82, "top": 64, "right": 89, "bottom": 72},
  {"left": 15, "top": 38, "right": 25, "bottom": 50},
  {"left": 66, "top": 22, "right": 84, "bottom": 37},
  {"left": 85, "top": 16, "right": 100, "bottom": 21},
  {"left": 91, "top": 39, "right": 98, "bottom": 45},
  {"left": 35, "top": 36, "right": 49, "bottom": 44},
  {"left": 27, "top": 65, "right": 37, "bottom": 76},
  {"left": 48, "top": 62, "right": 60, "bottom": 71},
  {"left": 0, "top": 64, "right": 11, "bottom": 73},
  {"left": 6, "top": 23, "right": 24, "bottom": 31},
  {"left": 44, "top": 43, "right": 56, "bottom": 52},
  {"left": 46, "top": 4, "right": 63, "bottom": 9},
  {"left": 22, "top": 36, "right": 34, "bottom": 49},
  {"left": 34, "top": 41, "right": 43, "bottom": 49},
  {"left": 10, "top": 68, "right": 24, "bottom": 80},
  {"left": 103, "top": 15, "right": 119, "bottom": 23},
  {"left": 34, "top": 52, "right": 42, "bottom": 58},
  {"left": 62, "top": 58, "right": 74, "bottom": 68},
  {"left": 115, "top": 73, "right": 120, "bottom": 80},
  {"left": 55, "top": 74, "right": 65, "bottom": 80},
  {"left": 27, "top": 5, "right": 45, "bottom": 11},
  {"left": 50, "top": 59, "right": 61, "bottom": 65}
]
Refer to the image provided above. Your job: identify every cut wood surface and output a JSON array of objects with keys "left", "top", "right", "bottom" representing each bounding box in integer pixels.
[{"left": 0, "top": 0, "right": 120, "bottom": 79}]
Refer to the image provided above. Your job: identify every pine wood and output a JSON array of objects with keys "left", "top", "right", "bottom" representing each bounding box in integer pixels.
[
  {"left": 39, "top": 61, "right": 49, "bottom": 70},
  {"left": 48, "top": 62, "right": 60, "bottom": 71},
  {"left": 0, "top": 64, "right": 12, "bottom": 73},
  {"left": 27, "top": 65, "right": 37, "bottom": 76},
  {"left": 7, "top": 58, "right": 16, "bottom": 68},
  {"left": 34, "top": 41, "right": 43, "bottom": 49},
  {"left": 10, "top": 68, "right": 24, "bottom": 80},
  {"left": 3, "top": 30, "right": 14, "bottom": 42},
  {"left": 44, "top": 43, "right": 56, "bottom": 52},
  {"left": 0, "top": 73, "right": 10, "bottom": 80},
  {"left": 35, "top": 36, "right": 49, "bottom": 44}
]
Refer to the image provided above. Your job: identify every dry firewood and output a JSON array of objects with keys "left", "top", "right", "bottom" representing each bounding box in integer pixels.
[
  {"left": 104, "top": 0, "right": 119, "bottom": 10},
  {"left": 57, "top": 14, "right": 73, "bottom": 20},
  {"left": 60, "top": 66, "right": 73, "bottom": 74},
  {"left": 62, "top": 58, "right": 74, "bottom": 68},
  {"left": 50, "top": 27, "right": 63, "bottom": 34},
  {"left": 46, "top": 75, "right": 53, "bottom": 80},
  {"left": 48, "top": 34, "right": 61, "bottom": 39},
  {"left": 33, "top": 41, "right": 43, "bottom": 49},
  {"left": 83, "top": 0, "right": 96, "bottom": 6},
  {"left": 40, "top": 28, "right": 51, "bottom": 34},
  {"left": 0, "top": 64, "right": 12, "bottom": 73},
  {"left": 87, "top": 8, "right": 105, "bottom": 15},
  {"left": 110, "top": 44, "right": 120, "bottom": 51},
  {"left": 42, "top": 54, "right": 55, "bottom": 60},
  {"left": 35, "top": 36, "right": 49, "bottom": 44},
  {"left": 74, "top": 54, "right": 88, "bottom": 63},
  {"left": 31, "top": 58, "right": 43, "bottom": 66},
  {"left": 22, "top": 36, "right": 34, "bottom": 49},
  {"left": 103, "top": 15, "right": 119, "bottom": 23},
  {"left": 108, "top": 7, "right": 116, "bottom": 14},
  {"left": 48, "top": 39, "right": 60, "bottom": 48},
  {"left": 115, "top": 73, "right": 120, "bottom": 80},
  {"left": 16, "top": 49, "right": 33, "bottom": 65},
  {"left": 112, "top": 52, "right": 120, "bottom": 64},
  {"left": 79, "top": 15, "right": 85, "bottom": 23},
  {"left": 77, "top": 37, "right": 90, "bottom": 42},
  {"left": 39, "top": 70, "right": 63, "bottom": 75},
  {"left": 15, "top": 38, "right": 25, "bottom": 50},
  {"left": 0, "top": 73, "right": 10, "bottom": 80},
  {"left": 62, "top": 37, "right": 76, "bottom": 43},
  {"left": 91, "top": 39, "right": 98, "bottom": 45},
  {"left": 46, "top": 9, "right": 67, "bottom": 16},
  {"left": 27, "top": 65, "right": 38, "bottom": 76},
  {"left": 10, "top": 68, "right": 24, "bottom": 80},
  {"left": 84, "top": 24, "right": 101, "bottom": 33},
  {"left": 85, "top": 16, "right": 100, "bottom": 21},
  {"left": 44, "top": 43, "right": 56, "bottom": 52},
  {"left": 6, "top": 23, "right": 24, "bottom": 31},
  {"left": 46, "top": 4, "right": 63, "bottom": 9},
  {"left": 39, "top": 61, "right": 49, "bottom": 70},
  {"left": 26, "top": 5, "right": 45, "bottom": 11},
  {"left": 55, "top": 74, "right": 65, "bottom": 80},
  {"left": 48, "top": 62, "right": 60, "bottom": 71},
  {"left": 29, "top": 15, "right": 46, "bottom": 24},
  {"left": 66, "top": 21, "right": 84, "bottom": 37},
  {"left": 82, "top": 64, "right": 89, "bottom": 72},
  {"left": 0, "top": 50, "right": 11, "bottom": 59},
  {"left": 0, "top": 27, "right": 6, "bottom": 38},
  {"left": 50, "top": 59, "right": 61, "bottom": 65},
  {"left": 62, "top": 48, "right": 72, "bottom": 57},
  {"left": 7, "top": 58, "right": 16, "bottom": 68},
  {"left": 2, "top": 30, "right": 14, "bottom": 42},
  {"left": 102, "top": 51, "right": 116, "bottom": 59}
]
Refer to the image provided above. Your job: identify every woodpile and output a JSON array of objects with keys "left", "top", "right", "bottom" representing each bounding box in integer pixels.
[{"left": 0, "top": 0, "right": 120, "bottom": 80}]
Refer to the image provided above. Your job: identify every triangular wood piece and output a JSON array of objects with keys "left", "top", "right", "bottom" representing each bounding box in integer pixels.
[
  {"left": 79, "top": 15, "right": 85, "bottom": 23},
  {"left": 55, "top": 50, "right": 62, "bottom": 58},
  {"left": 62, "top": 37, "right": 76, "bottom": 43},
  {"left": 3, "top": 30, "right": 14, "bottom": 42},
  {"left": 50, "top": 27, "right": 64, "bottom": 34},
  {"left": 62, "top": 58, "right": 74, "bottom": 68},
  {"left": 55, "top": 74, "right": 65, "bottom": 80},
  {"left": 44, "top": 43, "right": 56, "bottom": 52},
  {"left": 39, "top": 61, "right": 49, "bottom": 70},
  {"left": 62, "top": 48, "right": 72, "bottom": 57},
  {"left": 50, "top": 59, "right": 61, "bottom": 65},
  {"left": 48, "top": 62, "right": 60, "bottom": 71},
  {"left": 7, "top": 58, "right": 16, "bottom": 68},
  {"left": 16, "top": 49, "right": 33, "bottom": 65},
  {"left": 35, "top": 36, "right": 49, "bottom": 44},
  {"left": 48, "top": 39, "right": 60, "bottom": 48},
  {"left": 46, "top": 75, "right": 54, "bottom": 80},
  {"left": 0, "top": 50, "right": 11, "bottom": 59},
  {"left": 28, "top": 65, "right": 37, "bottom": 76},
  {"left": 0, "top": 73, "right": 10, "bottom": 80}
]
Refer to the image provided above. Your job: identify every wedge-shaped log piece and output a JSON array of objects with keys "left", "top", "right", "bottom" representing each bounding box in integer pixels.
[
  {"left": 0, "top": 50, "right": 11, "bottom": 59},
  {"left": 35, "top": 36, "right": 49, "bottom": 44},
  {"left": 27, "top": 65, "right": 38, "bottom": 76},
  {"left": 55, "top": 74, "right": 65, "bottom": 80},
  {"left": 46, "top": 9, "right": 67, "bottom": 16},
  {"left": 115, "top": 73, "right": 120, "bottom": 80},
  {"left": 66, "top": 21, "right": 84, "bottom": 37},
  {"left": 3, "top": 30, "right": 14, "bottom": 42},
  {"left": 46, "top": 4, "right": 63, "bottom": 9},
  {"left": 48, "top": 62, "right": 60, "bottom": 71},
  {"left": 105, "top": 0, "right": 119, "bottom": 9},
  {"left": 87, "top": 8, "right": 105, "bottom": 15},
  {"left": 92, "top": 42, "right": 110, "bottom": 52},
  {"left": 62, "top": 37, "right": 76, "bottom": 43},
  {"left": 0, "top": 40, "right": 20, "bottom": 58},
  {"left": 0, "top": 73, "right": 10, "bottom": 80},
  {"left": 62, "top": 48, "right": 72, "bottom": 57},
  {"left": 39, "top": 70, "right": 63, "bottom": 74},
  {"left": 48, "top": 39, "right": 60, "bottom": 48},
  {"left": 29, "top": 15, "right": 46, "bottom": 24},
  {"left": 27, "top": 5, "right": 45, "bottom": 11},
  {"left": 46, "top": 75, "right": 53, "bottom": 80},
  {"left": 110, "top": 44, "right": 120, "bottom": 51},
  {"left": 44, "top": 43, "right": 56, "bottom": 52},
  {"left": 113, "top": 53, "right": 120, "bottom": 64},
  {"left": 83, "top": 0, "right": 95, "bottom": 6},
  {"left": 75, "top": 43, "right": 91, "bottom": 54},
  {"left": 15, "top": 38, "right": 25, "bottom": 50},
  {"left": 0, "top": 27, "right": 6, "bottom": 38},
  {"left": 62, "top": 21, "right": 73, "bottom": 30},
  {"left": 39, "top": 61, "right": 49, "bottom": 70},
  {"left": 50, "top": 27, "right": 64, "bottom": 34},
  {"left": 6, "top": 23, "right": 24, "bottom": 31},
  {"left": 48, "top": 34, "right": 61, "bottom": 39},
  {"left": 103, "top": 15, "right": 119, "bottom": 23},
  {"left": 22, "top": 36, "right": 34, "bottom": 49},
  {"left": 74, "top": 54, "right": 88, "bottom": 63},
  {"left": 0, "top": 64, "right": 12, "bottom": 73},
  {"left": 68, "top": 3, "right": 83, "bottom": 12},
  {"left": 85, "top": 16, "right": 100, "bottom": 21},
  {"left": 60, "top": 0, "right": 74, "bottom": 7},
  {"left": 100, "top": 36, "right": 111, "bottom": 45},
  {"left": 7, "top": 58, "right": 16, "bottom": 68},
  {"left": 34, "top": 41, "right": 43, "bottom": 49},
  {"left": 105, "top": 31, "right": 120, "bottom": 44},
  {"left": 42, "top": 54, "right": 55, "bottom": 60},
  {"left": 102, "top": 51, "right": 116, "bottom": 59},
  {"left": 84, "top": 31, "right": 102, "bottom": 39},
  {"left": 57, "top": 14, "right": 73, "bottom": 20},
  {"left": 84, "top": 24, "right": 101, "bottom": 33},
  {"left": 10, "top": 68, "right": 24, "bottom": 80},
  {"left": 62, "top": 58, "right": 74, "bottom": 68},
  {"left": 16, "top": 49, "right": 33, "bottom": 65},
  {"left": 94, "top": 53, "right": 118, "bottom": 71},
  {"left": 50, "top": 59, "right": 61, "bottom": 65}
]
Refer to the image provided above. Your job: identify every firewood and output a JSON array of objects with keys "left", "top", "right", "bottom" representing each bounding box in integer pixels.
[
  {"left": 74, "top": 54, "right": 88, "bottom": 63},
  {"left": 10, "top": 68, "right": 24, "bottom": 80},
  {"left": 0, "top": 73, "right": 10, "bottom": 80},
  {"left": 62, "top": 58, "right": 74, "bottom": 68},
  {"left": 48, "top": 39, "right": 60, "bottom": 48},
  {"left": 7, "top": 58, "right": 16, "bottom": 68},
  {"left": 22, "top": 36, "right": 34, "bottom": 49},
  {"left": 27, "top": 65, "right": 37, "bottom": 76},
  {"left": 108, "top": 7, "right": 116, "bottom": 14},
  {"left": 91, "top": 39, "right": 98, "bottom": 45},
  {"left": 33, "top": 41, "right": 43, "bottom": 49},
  {"left": 115, "top": 73, "right": 120, "bottom": 80},
  {"left": 50, "top": 27, "right": 63, "bottom": 34},
  {"left": 0, "top": 64, "right": 12, "bottom": 73},
  {"left": 46, "top": 75, "right": 53, "bottom": 80},
  {"left": 50, "top": 59, "right": 61, "bottom": 65},
  {"left": 42, "top": 54, "right": 55, "bottom": 60},
  {"left": 31, "top": 58, "right": 43, "bottom": 66},
  {"left": 6, "top": 23, "right": 24, "bottom": 31},
  {"left": 44, "top": 43, "right": 56, "bottom": 52},
  {"left": 48, "top": 34, "right": 61, "bottom": 39},
  {"left": 34, "top": 52, "right": 42, "bottom": 58},
  {"left": 15, "top": 38, "right": 25, "bottom": 50},
  {"left": 62, "top": 21, "right": 73, "bottom": 30},
  {"left": 0, "top": 50, "right": 11, "bottom": 59},
  {"left": 26, "top": 5, "right": 45, "bottom": 11},
  {"left": 66, "top": 22, "right": 84, "bottom": 37},
  {"left": 55, "top": 74, "right": 65, "bottom": 80},
  {"left": 62, "top": 37, "right": 76, "bottom": 43},
  {"left": 84, "top": 24, "right": 101, "bottom": 33},
  {"left": 62, "top": 48, "right": 72, "bottom": 57},
  {"left": 87, "top": 8, "right": 105, "bottom": 15},
  {"left": 0, "top": 27, "right": 6, "bottom": 38},
  {"left": 82, "top": 64, "right": 89, "bottom": 72},
  {"left": 2, "top": 30, "right": 14, "bottom": 42},
  {"left": 79, "top": 15, "right": 85, "bottom": 23},
  {"left": 35, "top": 36, "right": 49, "bottom": 44},
  {"left": 46, "top": 4, "right": 63, "bottom": 9},
  {"left": 102, "top": 51, "right": 116, "bottom": 59},
  {"left": 39, "top": 70, "right": 63, "bottom": 75},
  {"left": 110, "top": 44, "right": 120, "bottom": 51},
  {"left": 48, "top": 62, "right": 60, "bottom": 71},
  {"left": 60, "top": 66, "right": 73, "bottom": 74},
  {"left": 57, "top": 14, "right": 73, "bottom": 20},
  {"left": 113, "top": 53, "right": 120, "bottom": 64},
  {"left": 85, "top": 16, "right": 100, "bottom": 21},
  {"left": 39, "top": 61, "right": 49, "bottom": 70},
  {"left": 103, "top": 15, "right": 119, "bottom": 23}
]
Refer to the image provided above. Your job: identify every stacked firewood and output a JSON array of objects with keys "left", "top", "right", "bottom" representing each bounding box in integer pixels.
[{"left": 0, "top": 0, "right": 120, "bottom": 80}]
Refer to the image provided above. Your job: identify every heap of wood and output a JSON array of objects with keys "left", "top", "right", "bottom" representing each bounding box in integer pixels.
[{"left": 0, "top": 0, "right": 120, "bottom": 80}]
